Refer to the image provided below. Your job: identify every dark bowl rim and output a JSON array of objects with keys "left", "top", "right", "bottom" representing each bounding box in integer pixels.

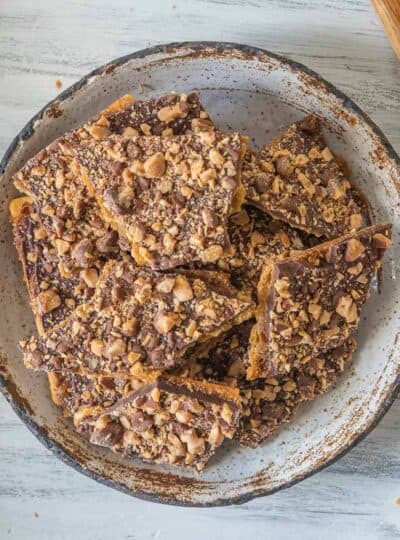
[{"left": 1, "top": 41, "right": 399, "bottom": 507}]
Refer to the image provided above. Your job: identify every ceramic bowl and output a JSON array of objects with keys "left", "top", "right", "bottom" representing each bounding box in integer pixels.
[{"left": 0, "top": 42, "right": 399, "bottom": 507}]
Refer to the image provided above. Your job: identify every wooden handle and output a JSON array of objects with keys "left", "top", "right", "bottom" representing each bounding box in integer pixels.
[{"left": 371, "top": 0, "right": 400, "bottom": 59}]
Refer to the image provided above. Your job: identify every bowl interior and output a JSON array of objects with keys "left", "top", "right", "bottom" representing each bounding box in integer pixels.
[{"left": 1, "top": 44, "right": 399, "bottom": 506}]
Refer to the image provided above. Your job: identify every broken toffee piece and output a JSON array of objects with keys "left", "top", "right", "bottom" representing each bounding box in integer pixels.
[
  {"left": 238, "top": 337, "right": 356, "bottom": 447},
  {"left": 73, "top": 131, "right": 247, "bottom": 269},
  {"left": 13, "top": 92, "right": 211, "bottom": 275},
  {"left": 247, "top": 223, "right": 392, "bottom": 379},
  {"left": 179, "top": 321, "right": 355, "bottom": 447},
  {"left": 175, "top": 320, "right": 253, "bottom": 384},
  {"left": 85, "top": 91, "right": 212, "bottom": 138},
  {"left": 47, "top": 371, "right": 153, "bottom": 430},
  {"left": 90, "top": 376, "right": 241, "bottom": 471},
  {"left": 243, "top": 115, "right": 365, "bottom": 239},
  {"left": 22, "top": 259, "right": 254, "bottom": 374},
  {"left": 10, "top": 196, "right": 99, "bottom": 332}
]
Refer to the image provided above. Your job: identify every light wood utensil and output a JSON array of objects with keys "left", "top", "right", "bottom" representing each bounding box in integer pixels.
[{"left": 371, "top": 0, "right": 400, "bottom": 59}]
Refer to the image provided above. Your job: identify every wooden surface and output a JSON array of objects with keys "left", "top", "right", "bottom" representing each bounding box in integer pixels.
[
  {"left": 0, "top": 1, "right": 399, "bottom": 538},
  {"left": 371, "top": 0, "right": 400, "bottom": 60}
]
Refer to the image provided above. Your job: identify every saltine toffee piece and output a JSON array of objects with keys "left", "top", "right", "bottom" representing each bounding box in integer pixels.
[
  {"left": 10, "top": 197, "right": 98, "bottom": 332},
  {"left": 178, "top": 321, "right": 355, "bottom": 447},
  {"left": 240, "top": 338, "right": 356, "bottom": 447},
  {"left": 47, "top": 371, "right": 155, "bottom": 431},
  {"left": 85, "top": 91, "right": 213, "bottom": 138},
  {"left": 12, "top": 92, "right": 211, "bottom": 276},
  {"left": 21, "top": 258, "right": 254, "bottom": 374},
  {"left": 247, "top": 223, "right": 392, "bottom": 380},
  {"left": 72, "top": 130, "right": 247, "bottom": 270},
  {"left": 207, "top": 206, "right": 308, "bottom": 294},
  {"left": 243, "top": 115, "right": 365, "bottom": 239},
  {"left": 89, "top": 375, "right": 241, "bottom": 471}
]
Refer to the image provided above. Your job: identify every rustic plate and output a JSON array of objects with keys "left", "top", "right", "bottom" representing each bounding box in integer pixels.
[{"left": 0, "top": 42, "right": 399, "bottom": 507}]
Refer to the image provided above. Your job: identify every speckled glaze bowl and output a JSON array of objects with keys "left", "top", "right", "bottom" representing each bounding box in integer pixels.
[{"left": 0, "top": 42, "right": 399, "bottom": 507}]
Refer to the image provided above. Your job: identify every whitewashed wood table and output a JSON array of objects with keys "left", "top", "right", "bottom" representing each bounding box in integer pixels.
[{"left": 0, "top": 0, "right": 399, "bottom": 538}]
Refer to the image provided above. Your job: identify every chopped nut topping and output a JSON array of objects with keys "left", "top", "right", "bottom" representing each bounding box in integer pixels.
[
  {"left": 173, "top": 276, "right": 193, "bottom": 302},
  {"left": 106, "top": 338, "right": 126, "bottom": 357},
  {"left": 345, "top": 238, "right": 365, "bottom": 262},
  {"left": 321, "top": 147, "right": 333, "bottom": 162},
  {"left": 156, "top": 277, "right": 176, "bottom": 294},
  {"left": 336, "top": 295, "right": 357, "bottom": 323},
  {"left": 38, "top": 289, "right": 61, "bottom": 314},
  {"left": 157, "top": 103, "right": 186, "bottom": 122},
  {"left": 200, "top": 245, "right": 224, "bottom": 264},
  {"left": 209, "top": 148, "right": 225, "bottom": 167},
  {"left": 89, "top": 124, "right": 111, "bottom": 139},
  {"left": 55, "top": 239, "right": 70, "bottom": 255},
  {"left": 154, "top": 312, "right": 178, "bottom": 334},
  {"left": 372, "top": 232, "right": 392, "bottom": 249},
  {"left": 122, "top": 318, "right": 138, "bottom": 337},
  {"left": 90, "top": 338, "right": 104, "bottom": 357},
  {"left": 123, "top": 126, "right": 139, "bottom": 137},
  {"left": 80, "top": 268, "right": 99, "bottom": 288},
  {"left": 143, "top": 152, "right": 166, "bottom": 178},
  {"left": 275, "top": 156, "right": 294, "bottom": 176}
]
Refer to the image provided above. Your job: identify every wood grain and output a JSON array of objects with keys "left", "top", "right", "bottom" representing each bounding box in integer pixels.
[
  {"left": 0, "top": 0, "right": 399, "bottom": 538},
  {"left": 371, "top": 0, "right": 400, "bottom": 59}
]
